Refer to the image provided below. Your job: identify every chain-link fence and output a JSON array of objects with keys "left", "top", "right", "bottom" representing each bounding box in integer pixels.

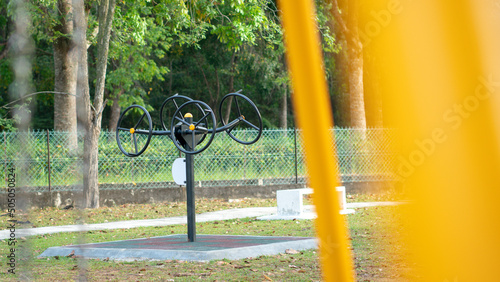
[{"left": 1, "top": 128, "right": 396, "bottom": 193}]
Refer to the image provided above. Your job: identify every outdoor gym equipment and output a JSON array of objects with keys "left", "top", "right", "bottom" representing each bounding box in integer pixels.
[{"left": 116, "top": 91, "right": 263, "bottom": 242}]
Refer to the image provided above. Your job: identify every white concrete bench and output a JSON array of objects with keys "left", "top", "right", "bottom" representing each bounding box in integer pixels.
[{"left": 258, "top": 186, "right": 354, "bottom": 220}]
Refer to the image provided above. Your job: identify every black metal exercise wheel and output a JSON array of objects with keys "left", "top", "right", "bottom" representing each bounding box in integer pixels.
[
  {"left": 160, "top": 95, "right": 193, "bottom": 131},
  {"left": 116, "top": 105, "right": 153, "bottom": 157},
  {"left": 218, "top": 93, "right": 263, "bottom": 145},
  {"left": 171, "top": 100, "right": 217, "bottom": 155},
  {"left": 160, "top": 94, "right": 209, "bottom": 144}
]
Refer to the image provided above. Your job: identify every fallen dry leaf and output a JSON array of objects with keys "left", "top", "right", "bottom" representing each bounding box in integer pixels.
[
  {"left": 174, "top": 273, "right": 193, "bottom": 277},
  {"left": 263, "top": 274, "right": 273, "bottom": 281},
  {"left": 285, "top": 249, "right": 300, "bottom": 254}
]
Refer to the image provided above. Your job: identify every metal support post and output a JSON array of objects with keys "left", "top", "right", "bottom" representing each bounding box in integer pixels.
[
  {"left": 185, "top": 152, "right": 195, "bottom": 242},
  {"left": 184, "top": 115, "right": 196, "bottom": 242}
]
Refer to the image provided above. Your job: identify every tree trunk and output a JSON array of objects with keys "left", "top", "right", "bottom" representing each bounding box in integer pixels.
[
  {"left": 73, "top": 0, "right": 89, "bottom": 209},
  {"left": 108, "top": 89, "right": 123, "bottom": 131},
  {"left": 279, "top": 86, "right": 287, "bottom": 129},
  {"left": 78, "top": 0, "right": 116, "bottom": 209},
  {"left": 83, "top": 123, "right": 100, "bottom": 208},
  {"left": 54, "top": 0, "right": 77, "bottom": 149},
  {"left": 194, "top": 55, "right": 213, "bottom": 103},
  {"left": 0, "top": 42, "right": 9, "bottom": 61},
  {"left": 223, "top": 50, "right": 237, "bottom": 124},
  {"left": 347, "top": 0, "right": 366, "bottom": 129},
  {"left": 215, "top": 66, "right": 220, "bottom": 104},
  {"left": 331, "top": 40, "right": 350, "bottom": 127},
  {"left": 372, "top": 86, "right": 383, "bottom": 127},
  {"left": 348, "top": 47, "right": 366, "bottom": 128},
  {"left": 365, "top": 55, "right": 383, "bottom": 127}
]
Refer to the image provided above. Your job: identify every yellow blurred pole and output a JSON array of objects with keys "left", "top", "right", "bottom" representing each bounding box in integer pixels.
[
  {"left": 375, "top": 0, "right": 500, "bottom": 280},
  {"left": 278, "top": 0, "right": 355, "bottom": 281}
]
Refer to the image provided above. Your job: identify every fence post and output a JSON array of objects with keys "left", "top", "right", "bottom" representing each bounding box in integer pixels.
[
  {"left": 46, "top": 129, "right": 51, "bottom": 193},
  {"left": 294, "top": 127, "right": 298, "bottom": 184}
]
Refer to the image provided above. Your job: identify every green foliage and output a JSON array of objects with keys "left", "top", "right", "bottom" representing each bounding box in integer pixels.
[
  {"left": 26, "top": 0, "right": 59, "bottom": 43},
  {"left": 210, "top": 0, "right": 281, "bottom": 50},
  {"left": 0, "top": 0, "right": 12, "bottom": 130},
  {"left": 105, "top": 0, "right": 217, "bottom": 111},
  {"left": 0, "top": 113, "right": 15, "bottom": 131},
  {"left": 0, "top": 0, "right": 343, "bottom": 130},
  {"left": 0, "top": 60, "right": 13, "bottom": 130},
  {"left": 316, "top": 0, "right": 340, "bottom": 53}
]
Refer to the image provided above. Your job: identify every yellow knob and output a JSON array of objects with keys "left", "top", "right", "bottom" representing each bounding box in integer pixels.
[
  {"left": 189, "top": 124, "right": 195, "bottom": 130},
  {"left": 130, "top": 128, "right": 135, "bottom": 134},
  {"left": 241, "top": 115, "right": 245, "bottom": 120},
  {"left": 184, "top": 113, "right": 193, "bottom": 118}
]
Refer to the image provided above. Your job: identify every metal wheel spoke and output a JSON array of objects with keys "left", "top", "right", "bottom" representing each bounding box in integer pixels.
[
  {"left": 173, "top": 99, "right": 185, "bottom": 118},
  {"left": 195, "top": 113, "right": 212, "bottom": 127},
  {"left": 174, "top": 116, "right": 191, "bottom": 126},
  {"left": 117, "top": 127, "right": 129, "bottom": 131},
  {"left": 235, "top": 97, "right": 242, "bottom": 116},
  {"left": 243, "top": 119, "right": 259, "bottom": 130},
  {"left": 134, "top": 113, "right": 146, "bottom": 129}
]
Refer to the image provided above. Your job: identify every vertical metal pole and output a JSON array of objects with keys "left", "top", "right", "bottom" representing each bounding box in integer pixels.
[
  {"left": 185, "top": 152, "right": 195, "bottom": 242},
  {"left": 184, "top": 114, "right": 196, "bottom": 242},
  {"left": 46, "top": 129, "right": 51, "bottom": 193},
  {"left": 294, "top": 127, "right": 298, "bottom": 184}
]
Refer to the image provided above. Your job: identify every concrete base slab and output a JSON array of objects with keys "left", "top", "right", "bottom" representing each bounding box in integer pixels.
[{"left": 38, "top": 234, "right": 317, "bottom": 262}]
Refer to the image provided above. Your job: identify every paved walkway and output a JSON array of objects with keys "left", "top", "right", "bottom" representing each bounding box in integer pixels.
[
  {"left": 0, "top": 201, "right": 406, "bottom": 240},
  {"left": 0, "top": 207, "right": 277, "bottom": 240}
]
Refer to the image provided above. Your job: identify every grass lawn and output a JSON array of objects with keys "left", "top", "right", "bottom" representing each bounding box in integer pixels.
[
  {"left": 0, "top": 198, "right": 277, "bottom": 228},
  {"left": 0, "top": 194, "right": 415, "bottom": 281},
  {"left": 0, "top": 191, "right": 405, "bottom": 228}
]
